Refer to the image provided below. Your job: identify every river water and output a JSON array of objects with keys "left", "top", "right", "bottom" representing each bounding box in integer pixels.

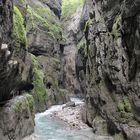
[{"left": 34, "top": 98, "right": 96, "bottom": 140}]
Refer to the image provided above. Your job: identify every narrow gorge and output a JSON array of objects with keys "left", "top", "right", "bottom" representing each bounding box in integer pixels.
[{"left": 0, "top": 0, "right": 140, "bottom": 140}]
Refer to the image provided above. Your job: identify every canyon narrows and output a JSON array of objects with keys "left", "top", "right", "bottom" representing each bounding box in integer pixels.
[{"left": 0, "top": 0, "right": 140, "bottom": 140}]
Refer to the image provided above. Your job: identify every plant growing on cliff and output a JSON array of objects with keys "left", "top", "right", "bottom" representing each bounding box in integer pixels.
[
  {"left": 31, "top": 55, "right": 48, "bottom": 108},
  {"left": 13, "top": 6, "right": 26, "bottom": 44},
  {"left": 117, "top": 96, "right": 132, "bottom": 113},
  {"left": 12, "top": 94, "right": 35, "bottom": 118},
  {"left": 27, "top": 5, "right": 62, "bottom": 39},
  {"left": 19, "top": 0, "right": 26, "bottom": 4},
  {"left": 61, "top": 0, "right": 85, "bottom": 18}
]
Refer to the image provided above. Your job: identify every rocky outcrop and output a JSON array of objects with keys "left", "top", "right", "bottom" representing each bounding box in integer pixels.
[
  {"left": 76, "top": 0, "right": 140, "bottom": 139},
  {"left": 41, "top": 0, "right": 62, "bottom": 18},
  {"left": 0, "top": 94, "right": 35, "bottom": 140}
]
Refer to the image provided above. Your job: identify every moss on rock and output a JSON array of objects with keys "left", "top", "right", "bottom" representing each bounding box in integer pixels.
[
  {"left": 62, "top": 0, "right": 85, "bottom": 18},
  {"left": 13, "top": 6, "right": 26, "bottom": 44},
  {"left": 117, "top": 96, "right": 133, "bottom": 123},
  {"left": 118, "top": 100, "right": 125, "bottom": 112},
  {"left": 117, "top": 96, "right": 132, "bottom": 113},
  {"left": 123, "top": 96, "right": 132, "bottom": 112},
  {"left": 112, "top": 15, "right": 122, "bottom": 38},
  {"left": 26, "top": 5, "right": 62, "bottom": 39},
  {"left": 12, "top": 94, "right": 35, "bottom": 119},
  {"left": 19, "top": 0, "right": 26, "bottom": 4},
  {"left": 31, "top": 54, "right": 48, "bottom": 112},
  {"left": 26, "top": 94, "right": 35, "bottom": 118}
]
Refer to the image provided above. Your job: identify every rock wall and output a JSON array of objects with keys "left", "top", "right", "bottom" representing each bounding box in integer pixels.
[
  {"left": 60, "top": 0, "right": 86, "bottom": 96},
  {"left": 0, "top": 0, "right": 68, "bottom": 138},
  {"left": 76, "top": 0, "right": 140, "bottom": 139},
  {"left": 1, "top": 0, "right": 140, "bottom": 139},
  {"left": 0, "top": 1, "right": 35, "bottom": 139},
  {"left": 14, "top": 0, "right": 69, "bottom": 112},
  {"left": 0, "top": 0, "right": 27, "bottom": 102},
  {"left": 0, "top": 94, "right": 35, "bottom": 140}
]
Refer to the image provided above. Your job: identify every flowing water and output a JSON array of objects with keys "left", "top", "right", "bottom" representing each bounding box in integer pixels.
[{"left": 34, "top": 98, "right": 96, "bottom": 140}]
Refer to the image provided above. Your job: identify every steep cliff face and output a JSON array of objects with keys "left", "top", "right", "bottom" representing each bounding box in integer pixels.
[
  {"left": 0, "top": 0, "right": 69, "bottom": 138},
  {"left": 14, "top": 0, "right": 69, "bottom": 112},
  {"left": 0, "top": 0, "right": 27, "bottom": 102},
  {"left": 60, "top": 0, "right": 85, "bottom": 96},
  {"left": 0, "top": 0, "right": 35, "bottom": 139},
  {"left": 76, "top": 0, "right": 140, "bottom": 139}
]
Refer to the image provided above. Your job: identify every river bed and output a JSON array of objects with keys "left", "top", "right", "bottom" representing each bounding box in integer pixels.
[
  {"left": 34, "top": 98, "right": 95, "bottom": 140},
  {"left": 26, "top": 98, "right": 113, "bottom": 140}
]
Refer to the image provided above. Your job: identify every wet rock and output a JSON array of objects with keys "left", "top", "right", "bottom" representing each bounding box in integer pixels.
[
  {"left": 23, "top": 134, "right": 41, "bottom": 140},
  {"left": 0, "top": 95, "right": 35, "bottom": 140},
  {"left": 66, "top": 101, "right": 76, "bottom": 107},
  {"left": 75, "top": 0, "right": 140, "bottom": 139},
  {"left": 54, "top": 103, "right": 89, "bottom": 130}
]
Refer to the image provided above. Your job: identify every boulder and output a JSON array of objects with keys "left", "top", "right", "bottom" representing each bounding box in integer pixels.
[
  {"left": 66, "top": 101, "right": 76, "bottom": 107},
  {"left": 0, "top": 94, "right": 35, "bottom": 140}
]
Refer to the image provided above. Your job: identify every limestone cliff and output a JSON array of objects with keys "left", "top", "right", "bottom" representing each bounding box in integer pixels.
[
  {"left": 0, "top": 0, "right": 35, "bottom": 139},
  {"left": 0, "top": 0, "right": 27, "bottom": 102},
  {"left": 76, "top": 0, "right": 140, "bottom": 139},
  {"left": 14, "top": 0, "right": 69, "bottom": 112},
  {"left": 0, "top": 0, "right": 68, "bottom": 138},
  {"left": 1, "top": 0, "right": 140, "bottom": 139},
  {"left": 60, "top": 0, "right": 85, "bottom": 96}
]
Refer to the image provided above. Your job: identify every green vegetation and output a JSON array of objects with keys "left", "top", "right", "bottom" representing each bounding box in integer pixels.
[
  {"left": 112, "top": 15, "right": 122, "bottom": 38},
  {"left": 59, "top": 88, "right": 67, "bottom": 99},
  {"left": 12, "top": 94, "right": 35, "bottom": 118},
  {"left": 12, "top": 99, "right": 23, "bottom": 113},
  {"left": 13, "top": 6, "right": 26, "bottom": 44},
  {"left": 31, "top": 55, "right": 48, "bottom": 107},
  {"left": 123, "top": 96, "right": 132, "bottom": 112},
  {"left": 27, "top": 5, "right": 62, "bottom": 39},
  {"left": 26, "top": 94, "right": 35, "bottom": 117},
  {"left": 77, "top": 38, "right": 87, "bottom": 55},
  {"left": 117, "top": 96, "right": 133, "bottom": 123},
  {"left": 19, "top": 0, "right": 26, "bottom": 4},
  {"left": 84, "top": 18, "right": 92, "bottom": 31},
  {"left": 117, "top": 96, "right": 132, "bottom": 113},
  {"left": 62, "top": 0, "right": 85, "bottom": 18},
  {"left": 77, "top": 39, "right": 86, "bottom": 49},
  {"left": 114, "top": 133, "right": 125, "bottom": 140},
  {"left": 118, "top": 100, "right": 124, "bottom": 112}
]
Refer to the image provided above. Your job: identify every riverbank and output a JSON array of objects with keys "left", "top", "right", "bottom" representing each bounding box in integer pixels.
[
  {"left": 52, "top": 102, "right": 114, "bottom": 140},
  {"left": 52, "top": 103, "right": 89, "bottom": 130},
  {"left": 23, "top": 134, "right": 41, "bottom": 140},
  {"left": 24, "top": 99, "right": 114, "bottom": 140}
]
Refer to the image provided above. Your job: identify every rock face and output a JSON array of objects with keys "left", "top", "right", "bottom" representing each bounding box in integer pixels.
[
  {"left": 0, "top": 0, "right": 27, "bottom": 102},
  {"left": 0, "top": 94, "right": 35, "bottom": 140},
  {"left": 41, "top": 0, "right": 62, "bottom": 18},
  {"left": 0, "top": 0, "right": 68, "bottom": 138},
  {"left": 0, "top": 0, "right": 35, "bottom": 139},
  {"left": 14, "top": 0, "right": 69, "bottom": 112},
  {"left": 1, "top": 0, "right": 140, "bottom": 139},
  {"left": 61, "top": 1, "right": 86, "bottom": 96},
  {"left": 76, "top": 0, "right": 140, "bottom": 139}
]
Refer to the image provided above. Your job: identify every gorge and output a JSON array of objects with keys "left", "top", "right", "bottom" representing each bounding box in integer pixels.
[{"left": 0, "top": 0, "right": 140, "bottom": 140}]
